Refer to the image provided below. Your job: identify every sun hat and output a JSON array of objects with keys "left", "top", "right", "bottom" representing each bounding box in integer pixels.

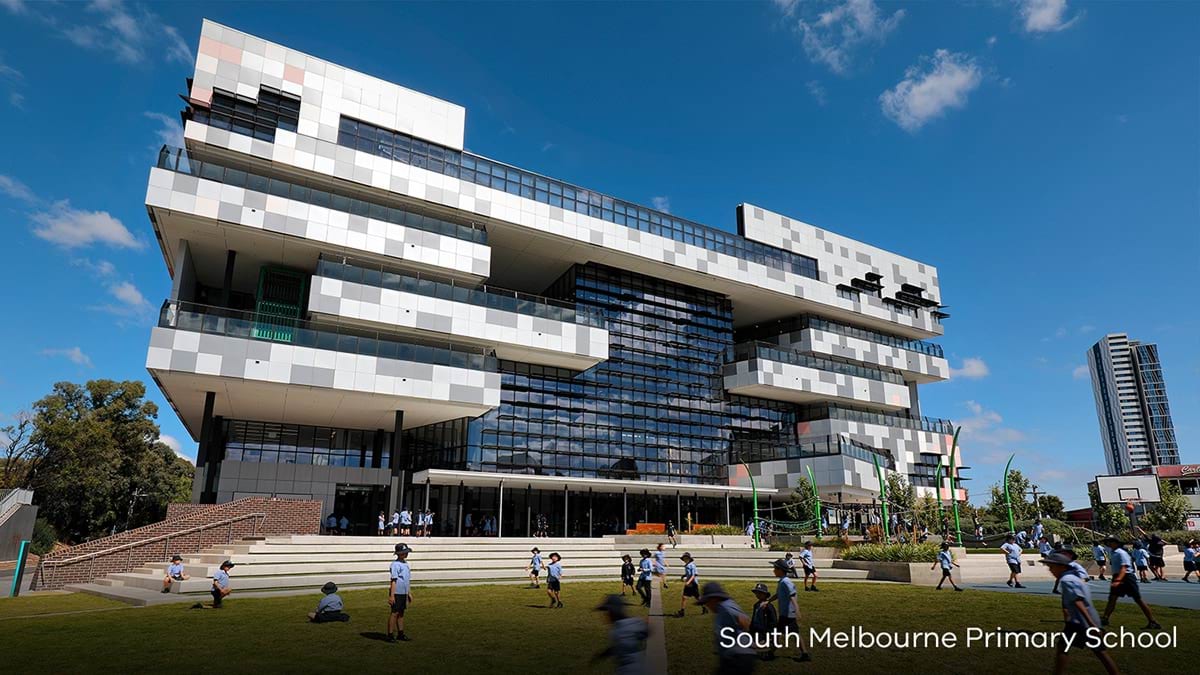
[
  {"left": 321, "top": 581, "right": 338, "bottom": 595},
  {"left": 751, "top": 582, "right": 771, "bottom": 597},
  {"left": 696, "top": 581, "right": 731, "bottom": 604},
  {"left": 770, "top": 558, "right": 790, "bottom": 572}
]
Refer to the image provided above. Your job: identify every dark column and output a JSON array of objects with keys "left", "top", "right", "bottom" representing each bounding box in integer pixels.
[
  {"left": 196, "top": 392, "right": 217, "bottom": 503},
  {"left": 372, "top": 429, "right": 384, "bottom": 469},
  {"left": 221, "top": 250, "right": 237, "bottom": 307},
  {"left": 388, "top": 411, "right": 404, "bottom": 512}
]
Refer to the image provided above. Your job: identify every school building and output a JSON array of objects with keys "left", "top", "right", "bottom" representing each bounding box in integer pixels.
[{"left": 145, "top": 20, "right": 963, "bottom": 536}]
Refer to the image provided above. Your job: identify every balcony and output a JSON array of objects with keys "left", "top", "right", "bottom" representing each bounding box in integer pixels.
[
  {"left": 310, "top": 256, "right": 609, "bottom": 370},
  {"left": 723, "top": 342, "right": 910, "bottom": 410},
  {"left": 738, "top": 434, "right": 896, "bottom": 470},
  {"left": 146, "top": 300, "right": 502, "bottom": 435}
]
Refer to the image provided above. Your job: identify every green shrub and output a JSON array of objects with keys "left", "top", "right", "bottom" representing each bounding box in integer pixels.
[
  {"left": 842, "top": 542, "right": 942, "bottom": 563},
  {"left": 691, "top": 525, "right": 744, "bottom": 536},
  {"left": 1153, "top": 530, "right": 1199, "bottom": 546},
  {"left": 30, "top": 517, "right": 59, "bottom": 556}
]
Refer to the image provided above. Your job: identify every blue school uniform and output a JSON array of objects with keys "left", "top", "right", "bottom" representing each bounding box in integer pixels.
[
  {"left": 653, "top": 550, "right": 666, "bottom": 574},
  {"left": 167, "top": 562, "right": 185, "bottom": 578},
  {"left": 530, "top": 552, "right": 543, "bottom": 570},
  {"left": 938, "top": 550, "right": 953, "bottom": 570},
  {"left": 1133, "top": 548, "right": 1149, "bottom": 569},
  {"left": 776, "top": 576, "right": 797, "bottom": 618},
  {"left": 683, "top": 561, "right": 698, "bottom": 581},
  {"left": 608, "top": 616, "right": 649, "bottom": 675},
  {"left": 316, "top": 593, "right": 344, "bottom": 614},
  {"left": 1001, "top": 543, "right": 1022, "bottom": 564},
  {"left": 390, "top": 560, "right": 411, "bottom": 594},
  {"left": 1059, "top": 574, "right": 1100, "bottom": 627},
  {"left": 799, "top": 549, "right": 815, "bottom": 570},
  {"left": 1108, "top": 547, "right": 1133, "bottom": 576},
  {"left": 714, "top": 598, "right": 756, "bottom": 658},
  {"left": 548, "top": 562, "right": 563, "bottom": 579},
  {"left": 638, "top": 558, "right": 653, "bottom": 580}
]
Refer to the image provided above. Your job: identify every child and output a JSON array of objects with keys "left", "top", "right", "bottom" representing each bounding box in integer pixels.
[
  {"left": 1038, "top": 537, "right": 1054, "bottom": 558},
  {"left": 799, "top": 542, "right": 819, "bottom": 592},
  {"left": 1092, "top": 541, "right": 1108, "bottom": 581},
  {"left": 161, "top": 554, "right": 189, "bottom": 594},
  {"left": 1133, "top": 544, "right": 1151, "bottom": 583},
  {"left": 636, "top": 549, "right": 653, "bottom": 607},
  {"left": 766, "top": 558, "right": 811, "bottom": 662},
  {"left": 387, "top": 543, "right": 413, "bottom": 642},
  {"left": 1043, "top": 552, "right": 1120, "bottom": 675},
  {"left": 390, "top": 509, "right": 401, "bottom": 536},
  {"left": 546, "top": 552, "right": 564, "bottom": 608},
  {"left": 783, "top": 552, "right": 799, "bottom": 579},
  {"left": 620, "top": 554, "right": 635, "bottom": 596},
  {"left": 653, "top": 543, "right": 669, "bottom": 590},
  {"left": 377, "top": 512, "right": 387, "bottom": 536},
  {"left": 309, "top": 581, "right": 350, "bottom": 623},
  {"left": 749, "top": 582, "right": 778, "bottom": 654},
  {"left": 931, "top": 542, "right": 963, "bottom": 591},
  {"left": 399, "top": 509, "right": 412, "bottom": 536},
  {"left": 666, "top": 520, "right": 678, "bottom": 548},
  {"left": 697, "top": 582, "right": 757, "bottom": 674},
  {"left": 675, "top": 552, "right": 701, "bottom": 617},
  {"left": 592, "top": 594, "right": 648, "bottom": 674},
  {"left": 1184, "top": 541, "right": 1198, "bottom": 583},
  {"left": 1099, "top": 537, "right": 1161, "bottom": 631},
  {"left": 527, "top": 547, "right": 543, "bottom": 588},
  {"left": 210, "top": 560, "right": 234, "bottom": 608},
  {"left": 1001, "top": 534, "right": 1026, "bottom": 588},
  {"left": 424, "top": 510, "right": 436, "bottom": 537}
]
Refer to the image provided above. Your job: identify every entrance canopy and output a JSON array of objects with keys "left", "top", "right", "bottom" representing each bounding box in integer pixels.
[{"left": 410, "top": 468, "right": 781, "bottom": 498}]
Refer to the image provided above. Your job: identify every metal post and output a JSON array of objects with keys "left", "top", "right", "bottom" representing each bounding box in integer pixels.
[
  {"left": 424, "top": 479, "right": 431, "bottom": 512},
  {"left": 498, "top": 481, "right": 504, "bottom": 538},
  {"left": 457, "top": 481, "right": 464, "bottom": 537},
  {"left": 563, "top": 486, "right": 569, "bottom": 538},
  {"left": 948, "top": 427, "right": 963, "bottom": 546},
  {"left": 623, "top": 489, "right": 628, "bottom": 533},
  {"left": 737, "top": 457, "right": 761, "bottom": 549},
  {"left": 676, "top": 491, "right": 681, "bottom": 530},
  {"left": 588, "top": 489, "right": 593, "bottom": 538},
  {"left": 725, "top": 492, "right": 731, "bottom": 526},
  {"left": 1003, "top": 454, "right": 1017, "bottom": 533},
  {"left": 9, "top": 541, "right": 30, "bottom": 597},
  {"left": 934, "top": 463, "right": 945, "bottom": 526},
  {"left": 872, "top": 454, "right": 890, "bottom": 542},
  {"left": 805, "top": 465, "right": 821, "bottom": 538}
]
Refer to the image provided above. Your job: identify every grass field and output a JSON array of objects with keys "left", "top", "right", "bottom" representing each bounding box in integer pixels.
[{"left": 0, "top": 582, "right": 1195, "bottom": 674}]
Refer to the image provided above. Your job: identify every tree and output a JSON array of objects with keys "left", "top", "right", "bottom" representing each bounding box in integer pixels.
[
  {"left": 1089, "top": 483, "right": 1129, "bottom": 534},
  {"left": 1, "top": 412, "right": 43, "bottom": 489},
  {"left": 1141, "top": 480, "right": 1189, "bottom": 531},
  {"left": 784, "top": 473, "right": 819, "bottom": 524},
  {"left": 885, "top": 472, "right": 915, "bottom": 517},
  {"left": 23, "top": 380, "right": 194, "bottom": 543},
  {"left": 1038, "top": 494, "right": 1066, "bottom": 520},
  {"left": 986, "top": 468, "right": 1035, "bottom": 525}
]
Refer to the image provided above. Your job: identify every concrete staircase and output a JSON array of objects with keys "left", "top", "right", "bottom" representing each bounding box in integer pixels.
[{"left": 66, "top": 535, "right": 869, "bottom": 605}]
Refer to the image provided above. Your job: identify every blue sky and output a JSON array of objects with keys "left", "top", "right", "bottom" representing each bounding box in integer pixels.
[{"left": 0, "top": 1, "right": 1196, "bottom": 509}]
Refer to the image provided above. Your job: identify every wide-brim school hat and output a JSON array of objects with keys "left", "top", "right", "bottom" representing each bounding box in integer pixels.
[
  {"left": 549, "top": 552, "right": 562, "bottom": 560},
  {"left": 531, "top": 547, "right": 540, "bottom": 554},
  {"left": 751, "top": 582, "right": 771, "bottom": 597},
  {"left": 680, "top": 552, "right": 693, "bottom": 562},
  {"left": 220, "top": 560, "right": 235, "bottom": 569},
  {"left": 171, "top": 555, "right": 183, "bottom": 562},
  {"left": 1041, "top": 552, "right": 1074, "bottom": 567},
  {"left": 321, "top": 581, "right": 338, "bottom": 595},
  {"left": 770, "top": 558, "right": 790, "bottom": 572},
  {"left": 395, "top": 543, "right": 412, "bottom": 554},
  {"left": 1101, "top": 536, "right": 1123, "bottom": 547},
  {"left": 696, "top": 582, "right": 730, "bottom": 604},
  {"left": 595, "top": 594, "right": 628, "bottom": 617},
  {"left": 639, "top": 549, "right": 651, "bottom": 557}
]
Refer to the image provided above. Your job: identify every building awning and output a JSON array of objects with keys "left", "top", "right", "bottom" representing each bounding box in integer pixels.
[{"left": 409, "top": 468, "right": 782, "bottom": 498}]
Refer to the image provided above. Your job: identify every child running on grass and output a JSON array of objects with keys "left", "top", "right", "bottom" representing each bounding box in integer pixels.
[
  {"left": 546, "top": 552, "right": 564, "bottom": 608},
  {"left": 1099, "top": 537, "right": 1161, "bottom": 631},
  {"left": 1184, "top": 541, "right": 1198, "bottom": 583},
  {"left": 1001, "top": 534, "right": 1026, "bottom": 588},
  {"left": 527, "top": 547, "right": 543, "bottom": 588},
  {"left": 799, "top": 542, "right": 818, "bottom": 592},
  {"left": 653, "top": 543, "right": 669, "bottom": 590},
  {"left": 592, "top": 594, "right": 648, "bottom": 674},
  {"left": 387, "top": 543, "right": 413, "bottom": 642},
  {"left": 931, "top": 542, "right": 963, "bottom": 591},
  {"left": 1043, "top": 552, "right": 1120, "bottom": 675},
  {"left": 636, "top": 549, "right": 653, "bottom": 608},
  {"left": 675, "top": 552, "right": 702, "bottom": 617},
  {"left": 1092, "top": 541, "right": 1108, "bottom": 581},
  {"left": 765, "top": 558, "right": 811, "bottom": 663},
  {"left": 620, "top": 554, "right": 635, "bottom": 596}
]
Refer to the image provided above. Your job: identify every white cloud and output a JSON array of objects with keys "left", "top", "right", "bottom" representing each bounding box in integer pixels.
[
  {"left": 144, "top": 111, "right": 184, "bottom": 149},
  {"left": 41, "top": 347, "right": 93, "bottom": 368},
  {"left": 9, "top": 91, "right": 24, "bottom": 109},
  {"left": 651, "top": 196, "right": 671, "bottom": 213},
  {"left": 31, "top": 200, "right": 142, "bottom": 249},
  {"left": 1078, "top": 324, "right": 1095, "bottom": 334},
  {"left": 72, "top": 258, "right": 117, "bottom": 277},
  {"left": 8, "top": 0, "right": 192, "bottom": 66},
  {"left": 777, "top": 0, "right": 905, "bottom": 75},
  {"left": 0, "top": 55, "right": 21, "bottom": 81},
  {"left": 949, "top": 356, "right": 990, "bottom": 380},
  {"left": 880, "top": 49, "right": 982, "bottom": 132},
  {"left": 958, "top": 400, "right": 1026, "bottom": 446},
  {"left": 0, "top": 174, "right": 36, "bottom": 203},
  {"left": 986, "top": 36, "right": 998, "bottom": 47},
  {"left": 159, "top": 433, "right": 194, "bottom": 462},
  {"left": 0, "top": 0, "right": 25, "bottom": 15},
  {"left": 1072, "top": 364, "right": 1090, "bottom": 380},
  {"left": 806, "top": 80, "right": 828, "bottom": 106},
  {"left": 162, "top": 24, "right": 194, "bottom": 64},
  {"left": 109, "top": 281, "right": 149, "bottom": 309},
  {"left": 1018, "top": 0, "right": 1080, "bottom": 33}
]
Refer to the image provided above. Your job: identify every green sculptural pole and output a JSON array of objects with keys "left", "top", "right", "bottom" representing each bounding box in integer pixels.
[
  {"left": 934, "top": 463, "right": 945, "bottom": 525},
  {"left": 739, "top": 457, "right": 761, "bottom": 549},
  {"left": 872, "top": 454, "right": 890, "bottom": 541},
  {"left": 948, "top": 427, "right": 963, "bottom": 546},
  {"left": 806, "top": 464, "right": 821, "bottom": 538},
  {"left": 1003, "top": 453, "right": 1017, "bottom": 534}
]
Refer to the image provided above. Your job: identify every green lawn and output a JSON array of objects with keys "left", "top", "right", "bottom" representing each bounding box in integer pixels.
[
  {"left": 0, "top": 592, "right": 126, "bottom": 620},
  {"left": 0, "top": 582, "right": 1195, "bottom": 674}
]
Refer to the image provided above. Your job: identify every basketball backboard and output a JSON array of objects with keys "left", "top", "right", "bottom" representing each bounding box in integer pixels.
[{"left": 1095, "top": 474, "right": 1162, "bottom": 504}]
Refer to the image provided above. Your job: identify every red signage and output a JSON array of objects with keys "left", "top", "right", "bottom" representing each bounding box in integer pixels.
[{"left": 1155, "top": 464, "right": 1200, "bottom": 478}]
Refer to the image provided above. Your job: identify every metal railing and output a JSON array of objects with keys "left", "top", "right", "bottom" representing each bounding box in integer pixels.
[
  {"left": 155, "top": 145, "right": 487, "bottom": 245},
  {"left": 0, "top": 488, "right": 33, "bottom": 526},
  {"left": 34, "top": 512, "right": 267, "bottom": 590},
  {"left": 738, "top": 434, "right": 896, "bottom": 470},
  {"left": 729, "top": 341, "right": 905, "bottom": 384},
  {"left": 809, "top": 405, "right": 955, "bottom": 435},
  {"left": 160, "top": 300, "right": 499, "bottom": 372},
  {"left": 316, "top": 255, "right": 606, "bottom": 328},
  {"left": 738, "top": 315, "right": 944, "bottom": 358}
]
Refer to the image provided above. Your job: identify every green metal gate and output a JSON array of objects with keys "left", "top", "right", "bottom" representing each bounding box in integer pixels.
[{"left": 253, "top": 266, "right": 307, "bottom": 342}]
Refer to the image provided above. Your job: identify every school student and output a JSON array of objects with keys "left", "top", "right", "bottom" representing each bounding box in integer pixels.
[
  {"left": 387, "top": 543, "right": 414, "bottom": 642},
  {"left": 1001, "top": 535, "right": 1026, "bottom": 588},
  {"left": 620, "top": 554, "right": 636, "bottom": 596},
  {"left": 931, "top": 542, "right": 963, "bottom": 591},
  {"left": 636, "top": 549, "right": 654, "bottom": 607},
  {"left": 654, "top": 543, "right": 670, "bottom": 589},
  {"left": 799, "top": 542, "right": 819, "bottom": 592},
  {"left": 765, "top": 559, "right": 811, "bottom": 662},
  {"left": 210, "top": 560, "right": 234, "bottom": 608},
  {"left": 527, "top": 547, "right": 544, "bottom": 588},
  {"left": 423, "top": 510, "right": 436, "bottom": 537},
  {"left": 162, "top": 554, "right": 189, "bottom": 593},
  {"left": 1183, "top": 541, "right": 1198, "bottom": 582},
  {"left": 339, "top": 515, "right": 350, "bottom": 535},
  {"left": 666, "top": 520, "right": 678, "bottom": 548},
  {"left": 782, "top": 552, "right": 798, "bottom": 579},
  {"left": 377, "top": 512, "right": 387, "bottom": 536},
  {"left": 1137, "top": 529, "right": 1168, "bottom": 581},
  {"left": 696, "top": 582, "right": 758, "bottom": 675},
  {"left": 399, "top": 509, "right": 412, "bottom": 536},
  {"left": 1092, "top": 541, "right": 1108, "bottom": 581},
  {"left": 1133, "top": 545, "right": 1151, "bottom": 584},
  {"left": 325, "top": 513, "right": 338, "bottom": 535},
  {"left": 675, "top": 552, "right": 702, "bottom": 617},
  {"left": 1099, "top": 537, "right": 1161, "bottom": 631},
  {"left": 390, "top": 510, "right": 401, "bottom": 536},
  {"left": 1033, "top": 519, "right": 1045, "bottom": 543},
  {"left": 308, "top": 581, "right": 350, "bottom": 623},
  {"left": 1042, "top": 552, "right": 1120, "bottom": 675},
  {"left": 546, "top": 552, "right": 564, "bottom": 608},
  {"left": 749, "top": 582, "right": 778, "bottom": 656},
  {"left": 1039, "top": 537, "right": 1054, "bottom": 558},
  {"left": 592, "top": 594, "right": 649, "bottom": 675}
]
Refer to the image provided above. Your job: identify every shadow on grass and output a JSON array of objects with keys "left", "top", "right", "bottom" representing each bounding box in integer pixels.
[{"left": 359, "top": 632, "right": 392, "bottom": 642}]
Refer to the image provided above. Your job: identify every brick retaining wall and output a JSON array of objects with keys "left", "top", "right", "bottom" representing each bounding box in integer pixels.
[{"left": 33, "top": 498, "right": 321, "bottom": 590}]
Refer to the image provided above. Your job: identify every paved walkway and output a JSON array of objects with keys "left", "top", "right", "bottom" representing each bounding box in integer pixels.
[
  {"left": 646, "top": 577, "right": 669, "bottom": 673},
  {"left": 969, "top": 578, "right": 1200, "bottom": 611}
]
